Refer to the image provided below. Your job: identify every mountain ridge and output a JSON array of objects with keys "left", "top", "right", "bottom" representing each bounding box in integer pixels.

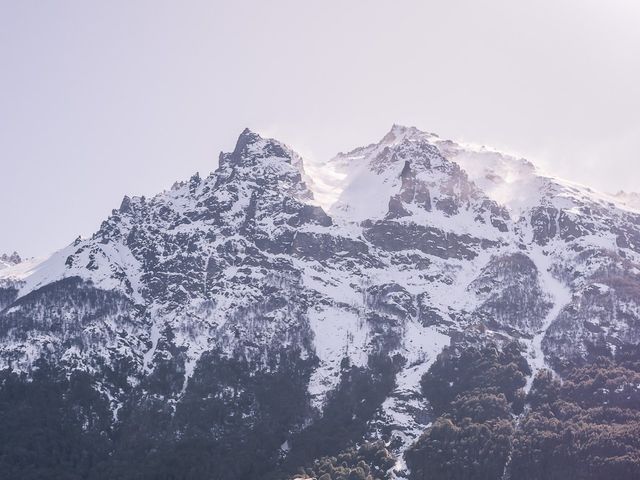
[{"left": 1, "top": 125, "right": 640, "bottom": 478}]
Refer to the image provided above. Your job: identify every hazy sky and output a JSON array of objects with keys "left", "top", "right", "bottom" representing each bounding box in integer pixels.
[{"left": 1, "top": 0, "right": 639, "bottom": 257}]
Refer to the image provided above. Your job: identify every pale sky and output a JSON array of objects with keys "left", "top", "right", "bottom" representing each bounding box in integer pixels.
[{"left": 1, "top": 0, "right": 639, "bottom": 257}]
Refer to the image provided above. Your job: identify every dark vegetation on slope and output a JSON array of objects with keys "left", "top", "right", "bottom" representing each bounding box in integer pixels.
[
  {"left": 406, "top": 343, "right": 640, "bottom": 480},
  {"left": 509, "top": 346, "right": 640, "bottom": 480},
  {"left": 283, "top": 353, "right": 402, "bottom": 470},
  {"left": 406, "top": 342, "right": 529, "bottom": 480},
  {"left": 288, "top": 442, "right": 396, "bottom": 480},
  {"left": 1, "top": 333, "right": 640, "bottom": 479},
  {"left": 0, "top": 348, "right": 313, "bottom": 479},
  {"left": 0, "top": 348, "right": 399, "bottom": 480}
]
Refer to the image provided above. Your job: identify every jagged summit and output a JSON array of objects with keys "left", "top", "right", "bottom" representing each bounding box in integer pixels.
[
  {"left": 0, "top": 252, "right": 21, "bottom": 266},
  {"left": 379, "top": 124, "right": 433, "bottom": 145},
  {"left": 322, "top": 125, "right": 503, "bottom": 228},
  {"left": 229, "top": 127, "right": 270, "bottom": 158},
  {"left": 365, "top": 124, "right": 434, "bottom": 144},
  {"left": 224, "top": 128, "right": 298, "bottom": 166}
]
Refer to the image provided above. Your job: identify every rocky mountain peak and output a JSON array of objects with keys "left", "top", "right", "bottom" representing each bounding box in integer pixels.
[
  {"left": 380, "top": 124, "right": 438, "bottom": 146},
  {"left": 0, "top": 252, "right": 21, "bottom": 269},
  {"left": 215, "top": 129, "right": 313, "bottom": 203},
  {"left": 222, "top": 128, "right": 296, "bottom": 167},
  {"left": 324, "top": 126, "right": 506, "bottom": 234}
]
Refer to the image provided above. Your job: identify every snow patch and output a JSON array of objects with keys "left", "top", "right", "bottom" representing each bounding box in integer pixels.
[{"left": 524, "top": 247, "right": 572, "bottom": 391}]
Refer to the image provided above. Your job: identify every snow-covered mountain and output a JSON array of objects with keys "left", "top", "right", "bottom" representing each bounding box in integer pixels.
[{"left": 1, "top": 125, "right": 640, "bottom": 475}]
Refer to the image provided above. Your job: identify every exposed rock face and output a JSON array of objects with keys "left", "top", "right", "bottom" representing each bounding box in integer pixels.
[
  {"left": 0, "top": 252, "right": 21, "bottom": 268},
  {"left": 543, "top": 250, "right": 640, "bottom": 371},
  {"left": 1, "top": 125, "right": 640, "bottom": 468},
  {"left": 363, "top": 220, "right": 498, "bottom": 260},
  {"left": 468, "top": 252, "right": 552, "bottom": 335}
]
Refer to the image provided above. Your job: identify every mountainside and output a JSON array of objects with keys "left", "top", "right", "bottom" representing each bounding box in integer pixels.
[{"left": 1, "top": 126, "right": 640, "bottom": 479}]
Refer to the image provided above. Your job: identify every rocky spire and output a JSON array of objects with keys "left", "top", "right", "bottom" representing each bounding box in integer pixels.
[{"left": 0, "top": 251, "right": 21, "bottom": 269}]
